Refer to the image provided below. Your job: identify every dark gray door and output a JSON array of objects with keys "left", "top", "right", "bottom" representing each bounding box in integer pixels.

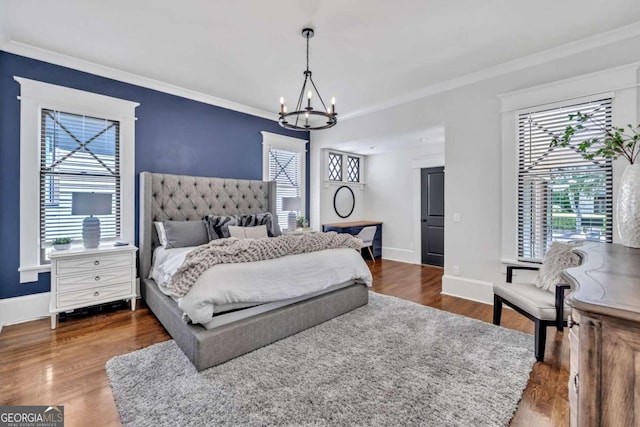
[{"left": 421, "top": 167, "right": 445, "bottom": 266}]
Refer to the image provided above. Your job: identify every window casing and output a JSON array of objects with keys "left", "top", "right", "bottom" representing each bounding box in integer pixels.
[
  {"left": 517, "top": 98, "right": 613, "bottom": 262},
  {"left": 261, "top": 132, "right": 307, "bottom": 231},
  {"left": 17, "top": 77, "right": 138, "bottom": 282}
]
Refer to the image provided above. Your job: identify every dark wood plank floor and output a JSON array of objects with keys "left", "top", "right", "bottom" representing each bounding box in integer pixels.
[{"left": 0, "top": 259, "right": 569, "bottom": 426}]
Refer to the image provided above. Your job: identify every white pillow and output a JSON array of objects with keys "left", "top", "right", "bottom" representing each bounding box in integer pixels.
[
  {"left": 228, "top": 225, "right": 269, "bottom": 239},
  {"left": 533, "top": 241, "right": 582, "bottom": 292},
  {"left": 154, "top": 221, "right": 168, "bottom": 247}
]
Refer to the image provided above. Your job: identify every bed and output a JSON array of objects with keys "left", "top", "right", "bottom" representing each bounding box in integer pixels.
[{"left": 139, "top": 172, "right": 369, "bottom": 370}]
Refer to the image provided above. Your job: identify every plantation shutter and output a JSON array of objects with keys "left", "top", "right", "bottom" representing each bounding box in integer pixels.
[
  {"left": 517, "top": 98, "right": 613, "bottom": 262},
  {"left": 268, "top": 147, "right": 301, "bottom": 229},
  {"left": 40, "top": 109, "right": 120, "bottom": 258}
]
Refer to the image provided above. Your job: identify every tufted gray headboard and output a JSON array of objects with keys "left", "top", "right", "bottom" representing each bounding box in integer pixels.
[{"left": 139, "top": 172, "right": 278, "bottom": 279}]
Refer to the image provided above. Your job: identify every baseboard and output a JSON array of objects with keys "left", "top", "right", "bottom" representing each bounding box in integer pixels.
[
  {"left": 441, "top": 275, "right": 493, "bottom": 305},
  {"left": 0, "top": 292, "right": 51, "bottom": 331},
  {"left": 381, "top": 247, "right": 419, "bottom": 264}
]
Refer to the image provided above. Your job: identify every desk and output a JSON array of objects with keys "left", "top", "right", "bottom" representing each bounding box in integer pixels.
[{"left": 322, "top": 221, "right": 382, "bottom": 259}]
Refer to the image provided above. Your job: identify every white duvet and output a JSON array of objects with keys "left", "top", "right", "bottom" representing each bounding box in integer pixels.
[{"left": 150, "top": 246, "right": 372, "bottom": 325}]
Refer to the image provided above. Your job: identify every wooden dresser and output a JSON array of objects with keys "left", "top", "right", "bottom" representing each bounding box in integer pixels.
[{"left": 563, "top": 243, "right": 640, "bottom": 427}]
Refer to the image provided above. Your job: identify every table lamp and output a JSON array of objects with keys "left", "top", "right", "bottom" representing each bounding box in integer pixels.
[
  {"left": 72, "top": 192, "right": 112, "bottom": 248},
  {"left": 282, "top": 197, "right": 301, "bottom": 231}
]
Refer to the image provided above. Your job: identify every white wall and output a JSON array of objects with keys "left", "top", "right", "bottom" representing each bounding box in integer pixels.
[
  {"left": 311, "top": 34, "right": 640, "bottom": 305},
  {"left": 364, "top": 147, "right": 444, "bottom": 264}
]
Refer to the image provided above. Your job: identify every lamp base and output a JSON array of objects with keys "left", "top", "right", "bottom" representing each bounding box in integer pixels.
[
  {"left": 287, "top": 211, "right": 297, "bottom": 232},
  {"left": 83, "top": 216, "right": 101, "bottom": 248}
]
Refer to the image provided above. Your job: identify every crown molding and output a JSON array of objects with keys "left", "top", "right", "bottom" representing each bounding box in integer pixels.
[
  {"left": 341, "top": 21, "right": 640, "bottom": 121},
  {"left": 0, "top": 40, "right": 276, "bottom": 121}
]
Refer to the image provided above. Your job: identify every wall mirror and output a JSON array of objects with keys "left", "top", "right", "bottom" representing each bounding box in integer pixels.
[{"left": 333, "top": 185, "right": 355, "bottom": 218}]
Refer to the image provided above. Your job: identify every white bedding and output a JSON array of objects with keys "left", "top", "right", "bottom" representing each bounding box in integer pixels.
[{"left": 150, "top": 246, "right": 372, "bottom": 325}]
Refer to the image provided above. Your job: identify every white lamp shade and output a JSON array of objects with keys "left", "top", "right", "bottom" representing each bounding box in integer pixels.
[
  {"left": 72, "top": 192, "right": 112, "bottom": 216},
  {"left": 282, "top": 197, "right": 301, "bottom": 211}
]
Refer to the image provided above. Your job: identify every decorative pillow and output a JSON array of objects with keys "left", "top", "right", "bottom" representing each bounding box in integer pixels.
[
  {"left": 205, "top": 215, "right": 237, "bottom": 240},
  {"left": 237, "top": 212, "right": 275, "bottom": 237},
  {"left": 534, "top": 241, "right": 582, "bottom": 292},
  {"left": 162, "top": 220, "right": 209, "bottom": 249},
  {"left": 228, "top": 225, "right": 269, "bottom": 239},
  {"left": 154, "top": 221, "right": 168, "bottom": 247}
]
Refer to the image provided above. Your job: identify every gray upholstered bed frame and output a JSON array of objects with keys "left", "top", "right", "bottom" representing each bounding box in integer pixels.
[{"left": 139, "top": 172, "right": 368, "bottom": 370}]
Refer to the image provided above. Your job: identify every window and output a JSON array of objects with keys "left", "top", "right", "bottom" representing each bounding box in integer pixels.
[
  {"left": 324, "top": 150, "right": 364, "bottom": 184},
  {"left": 40, "top": 110, "right": 121, "bottom": 261},
  {"left": 347, "top": 156, "right": 360, "bottom": 182},
  {"left": 17, "top": 77, "right": 138, "bottom": 282},
  {"left": 261, "top": 132, "right": 307, "bottom": 231},
  {"left": 328, "top": 152, "right": 342, "bottom": 181},
  {"left": 518, "top": 98, "right": 613, "bottom": 261}
]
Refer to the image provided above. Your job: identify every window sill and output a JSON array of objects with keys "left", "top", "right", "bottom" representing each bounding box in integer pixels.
[{"left": 18, "top": 264, "right": 52, "bottom": 283}]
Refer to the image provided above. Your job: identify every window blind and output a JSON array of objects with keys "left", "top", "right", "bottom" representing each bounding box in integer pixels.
[
  {"left": 268, "top": 147, "right": 301, "bottom": 229},
  {"left": 40, "top": 109, "right": 120, "bottom": 258},
  {"left": 518, "top": 98, "right": 613, "bottom": 262}
]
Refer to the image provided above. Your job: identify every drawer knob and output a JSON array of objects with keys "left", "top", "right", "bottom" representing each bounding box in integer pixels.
[
  {"left": 568, "top": 315, "right": 579, "bottom": 328},
  {"left": 94, "top": 260, "right": 100, "bottom": 266},
  {"left": 95, "top": 276, "right": 100, "bottom": 281},
  {"left": 94, "top": 291, "right": 100, "bottom": 297}
]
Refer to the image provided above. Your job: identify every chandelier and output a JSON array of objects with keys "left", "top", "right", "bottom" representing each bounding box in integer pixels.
[{"left": 279, "top": 28, "right": 337, "bottom": 131}]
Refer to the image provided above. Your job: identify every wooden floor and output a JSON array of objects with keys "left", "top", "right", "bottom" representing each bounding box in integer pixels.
[{"left": 0, "top": 259, "right": 569, "bottom": 426}]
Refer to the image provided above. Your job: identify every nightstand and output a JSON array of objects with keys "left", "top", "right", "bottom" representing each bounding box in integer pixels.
[{"left": 49, "top": 244, "right": 138, "bottom": 329}]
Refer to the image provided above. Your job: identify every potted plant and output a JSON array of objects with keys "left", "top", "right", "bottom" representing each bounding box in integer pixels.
[
  {"left": 52, "top": 237, "right": 72, "bottom": 250},
  {"left": 551, "top": 112, "right": 640, "bottom": 247}
]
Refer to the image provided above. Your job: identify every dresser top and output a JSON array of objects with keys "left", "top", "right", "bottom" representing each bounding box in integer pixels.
[
  {"left": 322, "top": 220, "right": 382, "bottom": 228},
  {"left": 49, "top": 243, "right": 137, "bottom": 259},
  {"left": 564, "top": 242, "right": 640, "bottom": 322}
]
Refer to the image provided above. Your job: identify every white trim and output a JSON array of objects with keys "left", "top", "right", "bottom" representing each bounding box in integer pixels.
[
  {"left": 260, "top": 131, "right": 308, "bottom": 219},
  {"left": 499, "top": 64, "right": 639, "bottom": 262},
  {"left": 499, "top": 62, "right": 640, "bottom": 112},
  {"left": 411, "top": 154, "right": 446, "bottom": 265},
  {"left": 0, "top": 292, "right": 51, "bottom": 331},
  {"left": 441, "top": 275, "right": 493, "bottom": 305},
  {"left": 342, "top": 22, "right": 640, "bottom": 121},
  {"left": 16, "top": 77, "right": 138, "bottom": 283},
  {"left": 381, "top": 247, "right": 418, "bottom": 264},
  {"left": 2, "top": 40, "right": 275, "bottom": 121}
]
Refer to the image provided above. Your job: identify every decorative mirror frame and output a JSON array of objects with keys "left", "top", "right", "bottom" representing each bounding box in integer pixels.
[{"left": 333, "top": 185, "right": 355, "bottom": 218}]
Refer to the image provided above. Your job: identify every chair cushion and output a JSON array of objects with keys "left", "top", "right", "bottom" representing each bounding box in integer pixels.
[{"left": 494, "top": 281, "right": 570, "bottom": 321}]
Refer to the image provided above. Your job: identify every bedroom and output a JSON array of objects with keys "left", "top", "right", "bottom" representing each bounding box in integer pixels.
[{"left": 1, "top": 1, "right": 640, "bottom": 426}]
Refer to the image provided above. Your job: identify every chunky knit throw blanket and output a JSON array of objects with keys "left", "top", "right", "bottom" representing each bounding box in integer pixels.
[{"left": 166, "top": 231, "right": 362, "bottom": 298}]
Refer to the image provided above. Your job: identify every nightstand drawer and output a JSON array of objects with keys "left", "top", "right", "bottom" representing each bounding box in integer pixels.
[
  {"left": 56, "top": 252, "right": 132, "bottom": 275},
  {"left": 56, "top": 282, "right": 132, "bottom": 309},
  {"left": 56, "top": 268, "right": 133, "bottom": 293}
]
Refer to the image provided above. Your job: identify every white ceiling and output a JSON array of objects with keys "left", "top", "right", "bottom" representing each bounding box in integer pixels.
[{"left": 2, "top": 0, "right": 640, "bottom": 120}]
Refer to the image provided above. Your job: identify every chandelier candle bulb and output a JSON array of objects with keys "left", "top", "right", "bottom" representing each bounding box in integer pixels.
[{"left": 280, "top": 97, "right": 285, "bottom": 114}]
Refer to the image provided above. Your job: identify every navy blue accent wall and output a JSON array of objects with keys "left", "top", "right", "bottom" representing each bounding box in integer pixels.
[{"left": 0, "top": 51, "right": 310, "bottom": 299}]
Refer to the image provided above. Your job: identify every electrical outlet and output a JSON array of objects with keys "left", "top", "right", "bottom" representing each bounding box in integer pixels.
[{"left": 453, "top": 266, "right": 460, "bottom": 276}]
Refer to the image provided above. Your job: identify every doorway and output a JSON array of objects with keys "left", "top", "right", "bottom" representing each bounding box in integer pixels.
[{"left": 421, "top": 167, "right": 444, "bottom": 266}]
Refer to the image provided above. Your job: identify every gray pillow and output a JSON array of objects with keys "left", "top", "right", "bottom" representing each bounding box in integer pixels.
[
  {"left": 533, "top": 241, "right": 582, "bottom": 292},
  {"left": 162, "top": 220, "right": 209, "bottom": 249}
]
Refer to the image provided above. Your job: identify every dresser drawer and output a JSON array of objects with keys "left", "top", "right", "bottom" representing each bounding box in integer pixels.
[
  {"left": 56, "top": 267, "right": 132, "bottom": 293},
  {"left": 56, "top": 252, "right": 132, "bottom": 275},
  {"left": 56, "top": 282, "right": 132, "bottom": 309}
]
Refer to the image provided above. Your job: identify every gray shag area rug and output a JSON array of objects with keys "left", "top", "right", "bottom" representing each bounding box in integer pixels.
[{"left": 106, "top": 293, "right": 534, "bottom": 426}]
